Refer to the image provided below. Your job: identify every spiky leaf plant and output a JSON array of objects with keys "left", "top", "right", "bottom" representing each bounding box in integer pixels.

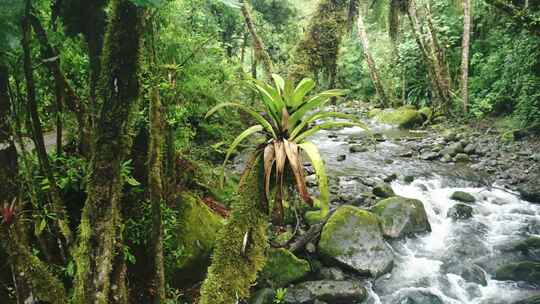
[{"left": 206, "top": 74, "right": 366, "bottom": 223}]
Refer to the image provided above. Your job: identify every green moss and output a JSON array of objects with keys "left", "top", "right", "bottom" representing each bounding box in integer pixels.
[
  {"left": 199, "top": 156, "right": 269, "bottom": 304},
  {"left": 450, "top": 191, "right": 476, "bottom": 203},
  {"left": 259, "top": 248, "right": 310, "bottom": 287},
  {"left": 495, "top": 261, "right": 540, "bottom": 284},
  {"left": 319, "top": 206, "right": 379, "bottom": 257},
  {"left": 367, "top": 108, "right": 382, "bottom": 118},
  {"left": 373, "top": 107, "right": 424, "bottom": 129},
  {"left": 174, "top": 192, "right": 224, "bottom": 270},
  {"left": 371, "top": 196, "right": 431, "bottom": 238},
  {"left": 418, "top": 107, "right": 433, "bottom": 121}
]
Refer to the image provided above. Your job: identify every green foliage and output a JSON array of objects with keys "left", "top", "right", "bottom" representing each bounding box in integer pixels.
[{"left": 273, "top": 288, "right": 287, "bottom": 304}]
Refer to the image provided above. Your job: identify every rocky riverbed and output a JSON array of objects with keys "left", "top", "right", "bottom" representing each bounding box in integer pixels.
[{"left": 249, "top": 102, "right": 540, "bottom": 304}]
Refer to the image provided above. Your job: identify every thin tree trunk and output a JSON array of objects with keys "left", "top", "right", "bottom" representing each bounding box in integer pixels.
[
  {"left": 356, "top": 10, "right": 390, "bottom": 107},
  {"left": 22, "top": 5, "right": 72, "bottom": 251},
  {"left": 73, "top": 1, "right": 143, "bottom": 302},
  {"left": 149, "top": 88, "right": 165, "bottom": 304},
  {"left": 28, "top": 14, "right": 89, "bottom": 154},
  {"left": 460, "top": 0, "right": 472, "bottom": 113},
  {"left": 240, "top": 0, "right": 273, "bottom": 78}
]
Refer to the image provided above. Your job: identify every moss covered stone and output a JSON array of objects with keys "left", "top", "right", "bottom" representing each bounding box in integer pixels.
[
  {"left": 373, "top": 107, "right": 425, "bottom": 129},
  {"left": 259, "top": 248, "right": 310, "bottom": 287},
  {"left": 318, "top": 206, "right": 393, "bottom": 277},
  {"left": 172, "top": 192, "right": 224, "bottom": 275},
  {"left": 495, "top": 261, "right": 540, "bottom": 284},
  {"left": 450, "top": 191, "right": 476, "bottom": 203},
  {"left": 372, "top": 183, "right": 395, "bottom": 198},
  {"left": 371, "top": 196, "right": 431, "bottom": 238},
  {"left": 514, "top": 236, "right": 540, "bottom": 260}
]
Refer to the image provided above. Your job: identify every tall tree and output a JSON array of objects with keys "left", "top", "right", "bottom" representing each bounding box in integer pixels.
[
  {"left": 356, "top": 6, "right": 390, "bottom": 107},
  {"left": 73, "top": 1, "right": 144, "bottom": 303},
  {"left": 461, "top": 0, "right": 472, "bottom": 113}
]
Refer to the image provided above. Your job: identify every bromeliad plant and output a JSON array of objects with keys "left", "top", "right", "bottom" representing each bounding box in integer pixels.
[{"left": 206, "top": 74, "right": 366, "bottom": 223}]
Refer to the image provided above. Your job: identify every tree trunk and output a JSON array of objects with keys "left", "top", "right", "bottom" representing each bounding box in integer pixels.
[
  {"left": 240, "top": 0, "right": 273, "bottom": 78},
  {"left": 356, "top": 10, "right": 390, "bottom": 107},
  {"left": 460, "top": 0, "right": 472, "bottom": 113},
  {"left": 1, "top": 59, "right": 68, "bottom": 304},
  {"left": 199, "top": 154, "right": 269, "bottom": 304},
  {"left": 149, "top": 88, "right": 165, "bottom": 303},
  {"left": 73, "top": 1, "right": 143, "bottom": 303},
  {"left": 22, "top": 5, "right": 72, "bottom": 251}
]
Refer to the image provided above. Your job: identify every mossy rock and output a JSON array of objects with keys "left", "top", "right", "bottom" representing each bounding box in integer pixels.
[
  {"left": 367, "top": 108, "right": 382, "bottom": 118},
  {"left": 249, "top": 288, "right": 275, "bottom": 304},
  {"left": 318, "top": 206, "right": 393, "bottom": 277},
  {"left": 283, "top": 280, "right": 367, "bottom": 304},
  {"left": 495, "top": 261, "right": 540, "bottom": 284},
  {"left": 373, "top": 107, "right": 425, "bottom": 129},
  {"left": 447, "top": 203, "right": 473, "bottom": 220},
  {"left": 372, "top": 183, "right": 395, "bottom": 198},
  {"left": 172, "top": 192, "right": 224, "bottom": 284},
  {"left": 418, "top": 107, "right": 433, "bottom": 121},
  {"left": 450, "top": 191, "right": 476, "bottom": 203},
  {"left": 514, "top": 236, "right": 540, "bottom": 261},
  {"left": 259, "top": 248, "right": 310, "bottom": 288},
  {"left": 371, "top": 196, "right": 431, "bottom": 238}
]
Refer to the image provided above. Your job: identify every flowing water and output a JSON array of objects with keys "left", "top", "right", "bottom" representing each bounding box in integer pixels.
[{"left": 309, "top": 119, "right": 540, "bottom": 304}]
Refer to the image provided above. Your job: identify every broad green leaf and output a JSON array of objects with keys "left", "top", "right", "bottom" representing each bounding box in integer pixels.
[
  {"left": 290, "top": 112, "right": 367, "bottom": 139},
  {"left": 255, "top": 80, "right": 285, "bottom": 114},
  {"left": 206, "top": 102, "right": 277, "bottom": 138},
  {"left": 298, "top": 141, "right": 328, "bottom": 217},
  {"left": 293, "top": 122, "right": 367, "bottom": 143},
  {"left": 126, "top": 176, "right": 141, "bottom": 186},
  {"left": 221, "top": 125, "right": 264, "bottom": 186},
  {"left": 283, "top": 78, "right": 294, "bottom": 105},
  {"left": 288, "top": 96, "right": 331, "bottom": 128},
  {"left": 290, "top": 78, "right": 316, "bottom": 109},
  {"left": 271, "top": 74, "right": 285, "bottom": 93}
]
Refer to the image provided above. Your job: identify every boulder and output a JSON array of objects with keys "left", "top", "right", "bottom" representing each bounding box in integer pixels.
[
  {"left": 450, "top": 191, "right": 476, "bottom": 203},
  {"left": 171, "top": 192, "right": 224, "bottom": 285},
  {"left": 373, "top": 107, "right": 425, "bottom": 129},
  {"left": 259, "top": 248, "right": 311, "bottom": 287},
  {"left": 418, "top": 107, "right": 433, "bottom": 121},
  {"left": 464, "top": 143, "right": 476, "bottom": 154},
  {"left": 373, "top": 183, "right": 395, "bottom": 198},
  {"left": 318, "top": 267, "right": 346, "bottom": 281},
  {"left": 337, "top": 155, "right": 346, "bottom": 162},
  {"left": 447, "top": 203, "right": 473, "bottom": 220},
  {"left": 421, "top": 152, "right": 440, "bottom": 161},
  {"left": 318, "top": 206, "right": 393, "bottom": 277},
  {"left": 514, "top": 236, "right": 540, "bottom": 261},
  {"left": 284, "top": 280, "right": 367, "bottom": 304},
  {"left": 495, "top": 261, "right": 540, "bottom": 284},
  {"left": 442, "top": 142, "right": 464, "bottom": 157},
  {"left": 371, "top": 196, "right": 431, "bottom": 238},
  {"left": 392, "top": 290, "right": 444, "bottom": 304}
]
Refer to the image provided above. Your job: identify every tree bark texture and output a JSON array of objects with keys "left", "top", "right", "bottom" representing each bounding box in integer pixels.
[
  {"left": 460, "top": 0, "right": 472, "bottom": 113},
  {"left": 241, "top": 0, "right": 273, "bottom": 78}
]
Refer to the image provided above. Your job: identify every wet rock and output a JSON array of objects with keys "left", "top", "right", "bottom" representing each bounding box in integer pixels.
[
  {"left": 249, "top": 288, "right": 275, "bottom": 304},
  {"left": 306, "top": 175, "right": 318, "bottom": 187},
  {"left": 372, "top": 107, "right": 425, "bottom": 129},
  {"left": 399, "top": 151, "right": 414, "bottom": 157},
  {"left": 454, "top": 153, "right": 470, "bottom": 163},
  {"left": 445, "top": 262, "right": 487, "bottom": 286},
  {"left": 306, "top": 242, "right": 317, "bottom": 254},
  {"left": 441, "top": 154, "right": 452, "bottom": 163},
  {"left": 391, "top": 290, "right": 444, "bottom": 304},
  {"left": 512, "top": 295, "right": 540, "bottom": 304},
  {"left": 518, "top": 180, "right": 540, "bottom": 203},
  {"left": 318, "top": 206, "right": 394, "bottom": 277},
  {"left": 514, "top": 236, "right": 540, "bottom": 261},
  {"left": 337, "top": 155, "right": 346, "bottom": 162},
  {"left": 421, "top": 151, "right": 440, "bottom": 160},
  {"left": 450, "top": 191, "right": 476, "bottom": 203},
  {"left": 442, "top": 142, "right": 464, "bottom": 157},
  {"left": 259, "top": 248, "right": 310, "bottom": 287},
  {"left": 371, "top": 196, "right": 431, "bottom": 238},
  {"left": 349, "top": 145, "right": 368, "bottom": 153},
  {"left": 403, "top": 175, "right": 415, "bottom": 183},
  {"left": 443, "top": 130, "right": 457, "bottom": 142},
  {"left": 318, "top": 267, "right": 346, "bottom": 281},
  {"left": 447, "top": 203, "right": 473, "bottom": 220},
  {"left": 418, "top": 107, "right": 433, "bottom": 121},
  {"left": 373, "top": 183, "right": 395, "bottom": 198},
  {"left": 494, "top": 261, "right": 540, "bottom": 284},
  {"left": 284, "top": 280, "right": 367, "bottom": 304},
  {"left": 464, "top": 143, "right": 476, "bottom": 154}
]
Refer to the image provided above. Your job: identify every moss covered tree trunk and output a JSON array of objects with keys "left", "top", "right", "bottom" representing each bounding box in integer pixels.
[
  {"left": 241, "top": 0, "right": 273, "bottom": 78},
  {"left": 199, "top": 154, "right": 269, "bottom": 304},
  {"left": 1, "top": 59, "right": 68, "bottom": 304},
  {"left": 460, "top": 0, "right": 472, "bottom": 113},
  {"left": 73, "top": 1, "right": 143, "bottom": 303},
  {"left": 149, "top": 88, "right": 166, "bottom": 303}
]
